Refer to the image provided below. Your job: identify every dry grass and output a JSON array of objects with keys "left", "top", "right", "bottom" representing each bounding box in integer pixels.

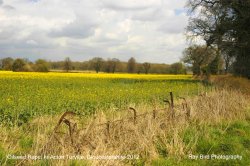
[
  {"left": 211, "top": 75, "right": 250, "bottom": 95},
  {"left": 0, "top": 86, "right": 249, "bottom": 166}
]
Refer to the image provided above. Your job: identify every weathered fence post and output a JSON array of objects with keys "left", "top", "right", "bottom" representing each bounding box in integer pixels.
[
  {"left": 182, "top": 97, "right": 190, "bottom": 120},
  {"left": 170, "top": 92, "right": 175, "bottom": 118},
  {"left": 179, "top": 97, "right": 190, "bottom": 120},
  {"left": 106, "top": 120, "right": 110, "bottom": 138},
  {"left": 163, "top": 99, "right": 170, "bottom": 111},
  {"left": 186, "top": 102, "right": 190, "bottom": 120},
  {"left": 129, "top": 107, "right": 137, "bottom": 124},
  {"left": 153, "top": 109, "right": 156, "bottom": 119}
]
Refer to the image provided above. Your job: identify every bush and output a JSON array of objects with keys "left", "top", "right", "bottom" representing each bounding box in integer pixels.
[
  {"left": 33, "top": 59, "right": 49, "bottom": 72},
  {"left": 12, "top": 58, "right": 26, "bottom": 72}
]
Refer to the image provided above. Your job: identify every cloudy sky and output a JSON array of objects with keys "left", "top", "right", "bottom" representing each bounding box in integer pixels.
[{"left": 0, "top": 0, "right": 188, "bottom": 63}]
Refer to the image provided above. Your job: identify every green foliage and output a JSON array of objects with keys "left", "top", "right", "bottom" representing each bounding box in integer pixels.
[
  {"left": 48, "top": 59, "right": 174, "bottom": 74},
  {"left": 208, "top": 53, "right": 224, "bottom": 75},
  {"left": 34, "top": 59, "right": 49, "bottom": 72},
  {"left": 0, "top": 56, "right": 189, "bottom": 74},
  {"left": 155, "top": 142, "right": 168, "bottom": 157},
  {"left": 152, "top": 119, "right": 250, "bottom": 165},
  {"left": 12, "top": 59, "right": 26, "bottom": 72},
  {"left": 182, "top": 127, "right": 197, "bottom": 145},
  {"left": 242, "top": 139, "right": 250, "bottom": 149},
  {"left": 0, "top": 146, "right": 16, "bottom": 166},
  {"left": 169, "top": 62, "right": 186, "bottom": 74},
  {"left": 69, "top": 160, "right": 89, "bottom": 166},
  {"left": 0, "top": 146, "right": 6, "bottom": 164},
  {"left": 186, "top": 0, "right": 250, "bottom": 78},
  {"left": 36, "top": 159, "right": 52, "bottom": 166},
  {"left": 17, "top": 112, "right": 31, "bottom": 126},
  {"left": 182, "top": 45, "right": 216, "bottom": 75},
  {"left": 0, "top": 57, "right": 14, "bottom": 70},
  {"left": 19, "top": 137, "right": 33, "bottom": 151}
]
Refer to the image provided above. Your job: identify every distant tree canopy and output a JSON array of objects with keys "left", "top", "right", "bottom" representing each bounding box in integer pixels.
[
  {"left": 12, "top": 58, "right": 26, "bottom": 72},
  {"left": 90, "top": 57, "right": 104, "bottom": 73},
  {"left": 169, "top": 62, "right": 186, "bottom": 74},
  {"left": 34, "top": 59, "right": 49, "bottom": 72},
  {"left": 0, "top": 57, "right": 189, "bottom": 74},
  {"left": 182, "top": 45, "right": 219, "bottom": 75},
  {"left": 0, "top": 57, "right": 13, "bottom": 70},
  {"left": 0, "top": 58, "right": 50, "bottom": 72},
  {"left": 127, "top": 57, "right": 136, "bottom": 73},
  {"left": 186, "top": 0, "right": 250, "bottom": 78},
  {"left": 182, "top": 45, "right": 223, "bottom": 75}
]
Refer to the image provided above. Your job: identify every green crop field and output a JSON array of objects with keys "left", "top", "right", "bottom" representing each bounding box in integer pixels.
[{"left": 0, "top": 71, "right": 207, "bottom": 126}]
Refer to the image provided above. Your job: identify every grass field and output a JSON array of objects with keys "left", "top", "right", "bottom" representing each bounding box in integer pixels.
[{"left": 0, "top": 71, "right": 249, "bottom": 166}]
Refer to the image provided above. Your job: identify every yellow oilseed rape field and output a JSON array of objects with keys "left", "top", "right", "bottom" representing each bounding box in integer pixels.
[{"left": 0, "top": 71, "right": 206, "bottom": 126}]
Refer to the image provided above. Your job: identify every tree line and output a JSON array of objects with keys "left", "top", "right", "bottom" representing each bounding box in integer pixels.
[{"left": 0, "top": 57, "right": 187, "bottom": 74}]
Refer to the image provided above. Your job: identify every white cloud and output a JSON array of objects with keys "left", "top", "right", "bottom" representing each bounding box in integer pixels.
[
  {"left": 158, "top": 13, "right": 188, "bottom": 34},
  {"left": 49, "top": 17, "right": 97, "bottom": 39},
  {"left": 26, "top": 39, "right": 38, "bottom": 45},
  {"left": 0, "top": 0, "right": 188, "bottom": 63},
  {"left": 100, "top": 0, "right": 161, "bottom": 11}
]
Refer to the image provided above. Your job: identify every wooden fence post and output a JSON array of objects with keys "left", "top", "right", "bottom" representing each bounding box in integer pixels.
[
  {"left": 106, "top": 121, "right": 110, "bottom": 138},
  {"left": 170, "top": 92, "right": 175, "bottom": 118},
  {"left": 186, "top": 102, "right": 190, "bottom": 120},
  {"left": 153, "top": 109, "right": 156, "bottom": 119},
  {"left": 163, "top": 99, "right": 170, "bottom": 112},
  {"left": 129, "top": 107, "right": 137, "bottom": 124},
  {"left": 179, "top": 97, "right": 190, "bottom": 120}
]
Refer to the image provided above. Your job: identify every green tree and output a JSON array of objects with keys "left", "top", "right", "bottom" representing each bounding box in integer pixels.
[
  {"left": 169, "top": 62, "right": 186, "bottom": 74},
  {"left": 182, "top": 45, "right": 216, "bottom": 75},
  {"left": 12, "top": 58, "right": 26, "bottom": 72},
  {"left": 186, "top": 0, "right": 250, "bottom": 78},
  {"left": 0, "top": 57, "right": 13, "bottom": 70},
  {"left": 34, "top": 59, "right": 49, "bottom": 72},
  {"left": 208, "top": 54, "right": 224, "bottom": 74}
]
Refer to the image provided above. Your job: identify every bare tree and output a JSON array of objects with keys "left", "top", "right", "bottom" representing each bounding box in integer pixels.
[
  {"left": 142, "top": 62, "right": 151, "bottom": 74},
  {"left": 90, "top": 57, "right": 104, "bottom": 73},
  {"left": 105, "top": 58, "right": 120, "bottom": 73},
  {"left": 110, "top": 58, "right": 120, "bottom": 73},
  {"left": 63, "top": 57, "right": 72, "bottom": 72}
]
